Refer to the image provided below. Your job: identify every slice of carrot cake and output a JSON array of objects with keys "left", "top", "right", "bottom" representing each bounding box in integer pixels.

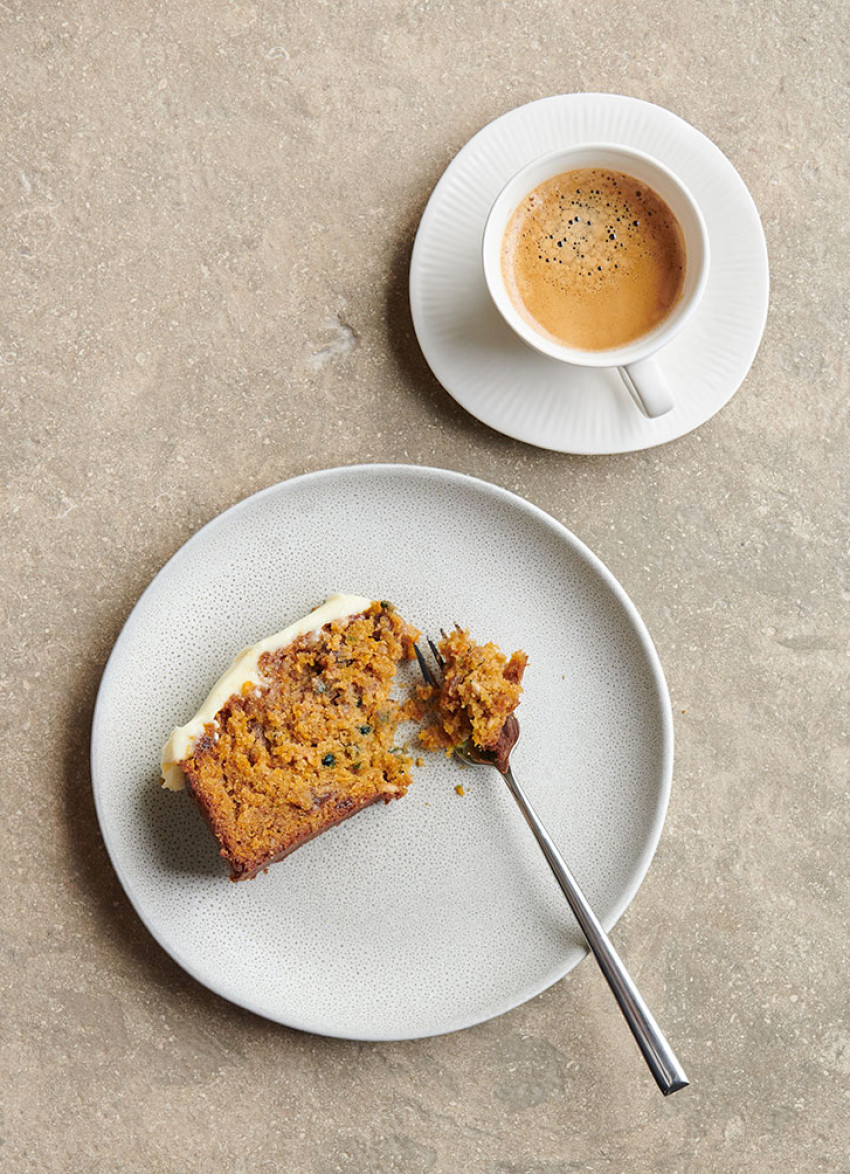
[
  {"left": 417, "top": 627, "right": 527, "bottom": 754},
  {"left": 161, "top": 594, "right": 419, "bottom": 880}
]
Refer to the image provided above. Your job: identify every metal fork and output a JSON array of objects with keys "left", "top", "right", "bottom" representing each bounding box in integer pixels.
[{"left": 415, "top": 639, "right": 689, "bottom": 1097}]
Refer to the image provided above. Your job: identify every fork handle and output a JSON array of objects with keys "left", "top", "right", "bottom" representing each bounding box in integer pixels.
[{"left": 501, "top": 766, "right": 689, "bottom": 1096}]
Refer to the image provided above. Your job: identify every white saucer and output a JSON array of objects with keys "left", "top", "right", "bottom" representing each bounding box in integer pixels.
[{"left": 410, "top": 94, "right": 769, "bottom": 454}]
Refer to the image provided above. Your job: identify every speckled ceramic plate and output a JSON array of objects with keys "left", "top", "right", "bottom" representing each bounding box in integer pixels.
[
  {"left": 410, "top": 93, "right": 769, "bottom": 453},
  {"left": 92, "top": 465, "right": 673, "bottom": 1040}
]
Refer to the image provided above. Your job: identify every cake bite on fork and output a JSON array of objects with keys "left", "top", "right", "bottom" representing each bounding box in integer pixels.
[{"left": 412, "top": 625, "right": 527, "bottom": 771}]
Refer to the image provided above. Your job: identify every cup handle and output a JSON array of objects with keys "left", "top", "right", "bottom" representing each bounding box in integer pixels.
[{"left": 618, "top": 357, "right": 675, "bottom": 418}]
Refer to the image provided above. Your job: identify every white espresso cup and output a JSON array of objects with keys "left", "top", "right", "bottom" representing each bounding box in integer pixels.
[{"left": 482, "top": 144, "right": 710, "bottom": 418}]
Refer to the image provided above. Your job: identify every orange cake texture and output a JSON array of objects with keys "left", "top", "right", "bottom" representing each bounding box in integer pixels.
[
  {"left": 172, "top": 601, "right": 418, "bottom": 880},
  {"left": 417, "top": 628, "right": 527, "bottom": 754}
]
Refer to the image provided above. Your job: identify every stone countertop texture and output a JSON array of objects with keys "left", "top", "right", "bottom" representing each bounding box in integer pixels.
[{"left": 1, "top": 2, "right": 847, "bottom": 1171}]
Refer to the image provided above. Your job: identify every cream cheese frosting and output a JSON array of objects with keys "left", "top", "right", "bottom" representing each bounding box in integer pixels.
[{"left": 160, "top": 592, "right": 373, "bottom": 790}]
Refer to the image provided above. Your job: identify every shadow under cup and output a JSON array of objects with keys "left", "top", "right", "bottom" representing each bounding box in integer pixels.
[{"left": 482, "top": 144, "right": 710, "bottom": 418}]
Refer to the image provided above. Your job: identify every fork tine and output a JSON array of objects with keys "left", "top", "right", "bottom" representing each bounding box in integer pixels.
[
  {"left": 414, "top": 642, "right": 438, "bottom": 687},
  {"left": 427, "top": 637, "right": 445, "bottom": 669}
]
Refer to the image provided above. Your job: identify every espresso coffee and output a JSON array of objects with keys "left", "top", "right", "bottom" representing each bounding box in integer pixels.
[{"left": 501, "top": 168, "right": 686, "bottom": 351}]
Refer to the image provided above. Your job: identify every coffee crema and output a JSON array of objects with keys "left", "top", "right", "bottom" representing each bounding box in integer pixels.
[{"left": 501, "top": 168, "right": 686, "bottom": 351}]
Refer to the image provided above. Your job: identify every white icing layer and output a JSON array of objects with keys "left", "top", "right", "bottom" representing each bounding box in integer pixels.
[{"left": 160, "top": 592, "right": 373, "bottom": 790}]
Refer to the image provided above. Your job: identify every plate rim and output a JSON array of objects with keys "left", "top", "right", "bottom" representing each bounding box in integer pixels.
[
  {"left": 91, "top": 463, "right": 674, "bottom": 1039},
  {"left": 409, "top": 91, "right": 770, "bottom": 455}
]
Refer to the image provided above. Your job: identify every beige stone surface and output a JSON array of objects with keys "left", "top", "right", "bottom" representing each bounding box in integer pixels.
[{"left": 1, "top": 1, "right": 848, "bottom": 1170}]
